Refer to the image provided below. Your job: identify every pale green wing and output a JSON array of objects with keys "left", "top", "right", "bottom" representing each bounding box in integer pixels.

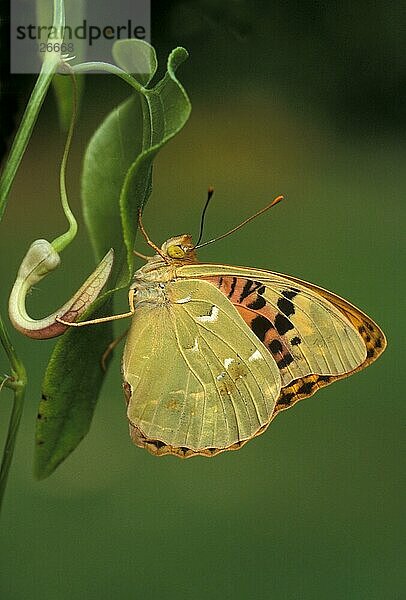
[
  {"left": 176, "top": 263, "right": 381, "bottom": 387},
  {"left": 122, "top": 279, "right": 281, "bottom": 451}
]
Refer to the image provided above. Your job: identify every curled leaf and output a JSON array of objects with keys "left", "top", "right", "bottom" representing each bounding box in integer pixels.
[{"left": 112, "top": 39, "right": 157, "bottom": 86}]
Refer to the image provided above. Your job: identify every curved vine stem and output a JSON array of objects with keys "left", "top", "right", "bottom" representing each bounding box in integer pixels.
[{"left": 51, "top": 64, "right": 78, "bottom": 253}]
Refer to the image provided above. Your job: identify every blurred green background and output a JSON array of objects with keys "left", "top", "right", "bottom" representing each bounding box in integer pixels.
[{"left": 0, "top": 1, "right": 404, "bottom": 598}]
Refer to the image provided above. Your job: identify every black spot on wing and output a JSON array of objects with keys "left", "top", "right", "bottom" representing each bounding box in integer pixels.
[
  {"left": 239, "top": 279, "right": 262, "bottom": 301},
  {"left": 277, "top": 296, "right": 295, "bottom": 317},
  {"left": 282, "top": 289, "right": 299, "bottom": 300},
  {"left": 275, "top": 313, "right": 294, "bottom": 335},
  {"left": 278, "top": 392, "right": 295, "bottom": 406},
  {"left": 268, "top": 338, "right": 294, "bottom": 369},
  {"left": 291, "top": 336, "right": 301, "bottom": 346},
  {"left": 228, "top": 277, "right": 237, "bottom": 298},
  {"left": 251, "top": 315, "right": 273, "bottom": 342},
  {"left": 297, "top": 381, "right": 316, "bottom": 395},
  {"left": 247, "top": 294, "right": 266, "bottom": 310},
  {"left": 269, "top": 339, "right": 283, "bottom": 354},
  {"left": 277, "top": 354, "right": 294, "bottom": 369}
]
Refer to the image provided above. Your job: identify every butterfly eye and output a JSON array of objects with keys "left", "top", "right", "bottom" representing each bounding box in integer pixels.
[{"left": 167, "top": 245, "right": 186, "bottom": 259}]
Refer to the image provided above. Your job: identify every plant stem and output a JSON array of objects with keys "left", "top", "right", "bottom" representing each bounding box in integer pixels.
[
  {"left": 72, "top": 62, "right": 144, "bottom": 92},
  {"left": 0, "top": 317, "right": 27, "bottom": 514},
  {"left": 0, "top": 384, "right": 26, "bottom": 514},
  {"left": 0, "top": 0, "right": 65, "bottom": 220}
]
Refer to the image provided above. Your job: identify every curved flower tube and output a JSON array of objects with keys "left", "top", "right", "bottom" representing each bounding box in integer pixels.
[{"left": 8, "top": 239, "right": 114, "bottom": 339}]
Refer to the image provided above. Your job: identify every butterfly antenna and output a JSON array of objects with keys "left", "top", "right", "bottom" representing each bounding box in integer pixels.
[
  {"left": 194, "top": 187, "right": 215, "bottom": 248},
  {"left": 138, "top": 208, "right": 169, "bottom": 262},
  {"left": 194, "top": 194, "right": 284, "bottom": 249}
]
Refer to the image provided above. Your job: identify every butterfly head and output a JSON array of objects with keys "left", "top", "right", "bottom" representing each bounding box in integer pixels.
[{"left": 160, "top": 235, "right": 197, "bottom": 263}]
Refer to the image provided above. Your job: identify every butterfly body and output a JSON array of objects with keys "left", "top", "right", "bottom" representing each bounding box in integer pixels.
[{"left": 122, "top": 234, "right": 386, "bottom": 458}]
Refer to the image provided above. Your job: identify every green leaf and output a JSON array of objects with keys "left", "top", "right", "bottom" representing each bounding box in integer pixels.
[
  {"left": 120, "top": 47, "right": 191, "bottom": 282},
  {"left": 112, "top": 39, "right": 157, "bottom": 86},
  {"left": 82, "top": 46, "right": 191, "bottom": 286},
  {"left": 35, "top": 45, "right": 191, "bottom": 479},
  {"left": 34, "top": 296, "right": 113, "bottom": 480},
  {"left": 82, "top": 94, "right": 145, "bottom": 285}
]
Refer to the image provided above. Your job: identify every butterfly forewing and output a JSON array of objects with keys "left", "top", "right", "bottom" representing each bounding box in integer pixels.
[
  {"left": 123, "top": 279, "right": 280, "bottom": 452},
  {"left": 177, "top": 264, "right": 385, "bottom": 412},
  {"left": 209, "top": 274, "right": 366, "bottom": 381}
]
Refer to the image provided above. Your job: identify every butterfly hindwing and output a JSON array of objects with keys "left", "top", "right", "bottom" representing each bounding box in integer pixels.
[{"left": 122, "top": 279, "right": 281, "bottom": 456}]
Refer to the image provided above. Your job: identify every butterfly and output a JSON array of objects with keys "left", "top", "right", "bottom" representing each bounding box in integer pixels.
[
  {"left": 117, "top": 195, "right": 386, "bottom": 458},
  {"left": 55, "top": 193, "right": 386, "bottom": 458}
]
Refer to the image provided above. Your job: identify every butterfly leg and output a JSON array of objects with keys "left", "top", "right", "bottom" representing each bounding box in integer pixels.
[
  {"left": 101, "top": 328, "right": 129, "bottom": 371},
  {"left": 133, "top": 250, "right": 150, "bottom": 261},
  {"left": 56, "top": 290, "right": 136, "bottom": 327}
]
